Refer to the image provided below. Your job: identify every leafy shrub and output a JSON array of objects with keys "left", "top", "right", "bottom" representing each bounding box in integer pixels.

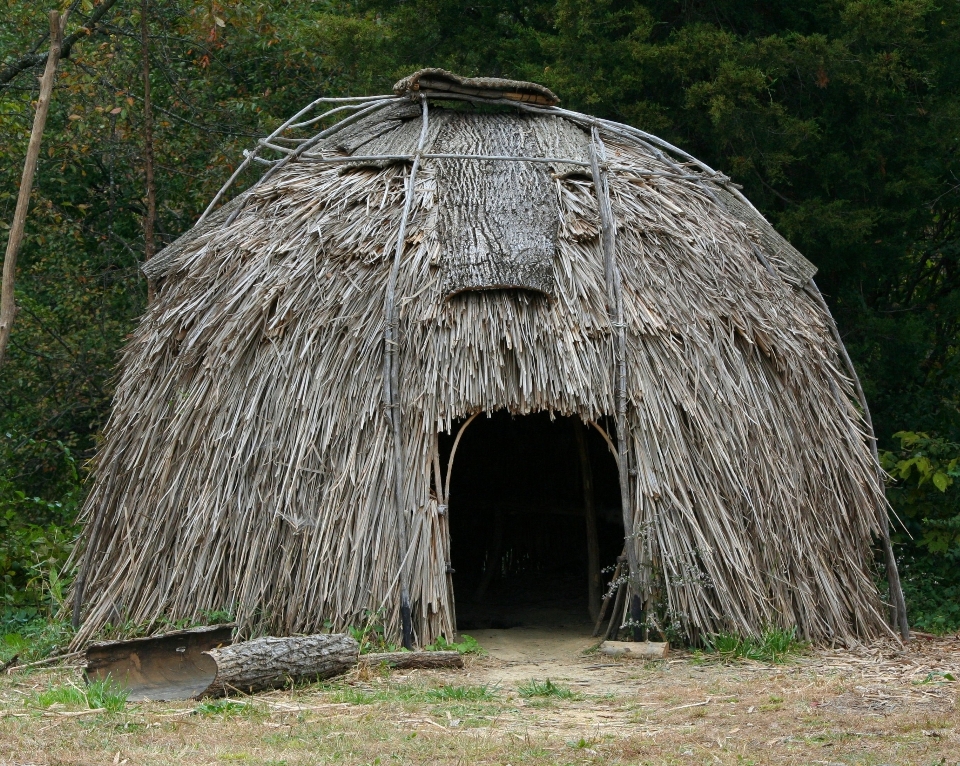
[
  {"left": 882, "top": 432, "right": 960, "bottom": 554},
  {"left": 0, "top": 435, "right": 81, "bottom": 617},
  {"left": 881, "top": 432, "right": 960, "bottom": 634},
  {"left": 347, "top": 610, "right": 403, "bottom": 654},
  {"left": 1, "top": 613, "right": 73, "bottom": 664},
  {"left": 898, "top": 553, "right": 960, "bottom": 634}
]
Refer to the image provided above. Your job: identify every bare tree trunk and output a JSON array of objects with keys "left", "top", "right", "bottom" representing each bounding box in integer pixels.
[
  {"left": 0, "top": 10, "right": 66, "bottom": 369},
  {"left": 141, "top": 0, "right": 157, "bottom": 303}
]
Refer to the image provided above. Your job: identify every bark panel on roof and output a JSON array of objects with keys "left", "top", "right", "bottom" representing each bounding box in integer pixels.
[{"left": 434, "top": 113, "right": 559, "bottom": 299}]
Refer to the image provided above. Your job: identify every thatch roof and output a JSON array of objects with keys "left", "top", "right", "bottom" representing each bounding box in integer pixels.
[{"left": 72, "top": 72, "right": 897, "bottom": 648}]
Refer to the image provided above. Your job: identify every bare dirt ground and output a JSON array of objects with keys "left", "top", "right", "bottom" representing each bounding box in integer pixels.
[{"left": 1, "top": 629, "right": 958, "bottom": 766}]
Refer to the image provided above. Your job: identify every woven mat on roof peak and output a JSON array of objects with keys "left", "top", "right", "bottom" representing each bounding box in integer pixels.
[{"left": 393, "top": 68, "right": 560, "bottom": 106}]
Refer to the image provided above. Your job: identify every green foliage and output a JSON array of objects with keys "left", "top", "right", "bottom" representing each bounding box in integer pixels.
[
  {"left": 882, "top": 432, "right": 960, "bottom": 554},
  {"left": 517, "top": 679, "right": 577, "bottom": 699},
  {"left": 348, "top": 610, "right": 403, "bottom": 654},
  {"left": 898, "top": 554, "right": 960, "bottom": 634},
  {"left": 0, "top": 437, "right": 78, "bottom": 664},
  {"left": 0, "top": 614, "right": 73, "bottom": 665},
  {"left": 698, "top": 627, "right": 807, "bottom": 664},
  {"left": 0, "top": 436, "right": 79, "bottom": 615},
  {"left": 881, "top": 431, "right": 960, "bottom": 633},
  {"left": 31, "top": 678, "right": 127, "bottom": 713},
  {"left": 423, "top": 633, "right": 485, "bottom": 655}
]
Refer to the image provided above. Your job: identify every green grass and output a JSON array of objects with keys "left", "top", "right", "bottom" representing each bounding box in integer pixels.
[
  {"left": 30, "top": 678, "right": 128, "bottom": 713},
  {"left": 423, "top": 634, "right": 485, "bottom": 655},
  {"left": 1, "top": 614, "right": 74, "bottom": 665},
  {"left": 327, "top": 683, "right": 495, "bottom": 706},
  {"left": 697, "top": 627, "right": 807, "bottom": 664},
  {"left": 517, "top": 679, "right": 578, "bottom": 700},
  {"left": 193, "top": 698, "right": 255, "bottom": 716},
  {"left": 423, "top": 684, "right": 494, "bottom": 702}
]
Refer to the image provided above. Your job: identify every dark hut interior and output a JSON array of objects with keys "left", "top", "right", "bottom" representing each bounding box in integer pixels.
[{"left": 440, "top": 411, "right": 624, "bottom": 632}]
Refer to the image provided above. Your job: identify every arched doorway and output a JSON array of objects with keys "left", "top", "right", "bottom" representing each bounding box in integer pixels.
[{"left": 439, "top": 411, "right": 623, "bottom": 632}]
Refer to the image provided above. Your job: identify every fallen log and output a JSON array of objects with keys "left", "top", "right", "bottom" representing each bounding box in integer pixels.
[
  {"left": 599, "top": 640, "right": 669, "bottom": 660},
  {"left": 360, "top": 650, "right": 464, "bottom": 669},
  {"left": 200, "top": 634, "right": 359, "bottom": 697},
  {"left": 85, "top": 627, "right": 359, "bottom": 700}
]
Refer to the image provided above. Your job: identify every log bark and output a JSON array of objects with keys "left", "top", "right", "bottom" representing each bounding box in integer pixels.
[
  {"left": 0, "top": 10, "right": 65, "bottom": 368},
  {"left": 360, "top": 650, "right": 464, "bottom": 669},
  {"left": 599, "top": 640, "right": 669, "bottom": 660},
  {"left": 200, "top": 634, "right": 359, "bottom": 697},
  {"left": 435, "top": 112, "right": 558, "bottom": 298}
]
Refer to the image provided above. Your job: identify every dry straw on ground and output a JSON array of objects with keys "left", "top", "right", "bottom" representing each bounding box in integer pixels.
[{"left": 71, "top": 72, "right": 894, "bottom": 648}]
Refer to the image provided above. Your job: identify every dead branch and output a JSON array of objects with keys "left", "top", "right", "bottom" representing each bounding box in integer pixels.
[{"left": 0, "top": 0, "right": 120, "bottom": 87}]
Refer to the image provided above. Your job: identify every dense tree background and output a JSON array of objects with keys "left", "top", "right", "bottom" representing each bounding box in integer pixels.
[{"left": 2, "top": 0, "right": 958, "bottom": 635}]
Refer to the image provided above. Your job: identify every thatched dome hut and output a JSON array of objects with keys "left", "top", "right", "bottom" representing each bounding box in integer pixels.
[{"left": 71, "top": 70, "right": 904, "bottom": 647}]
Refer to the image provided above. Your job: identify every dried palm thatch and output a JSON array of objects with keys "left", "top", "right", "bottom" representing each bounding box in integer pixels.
[{"left": 70, "top": 71, "right": 904, "bottom": 649}]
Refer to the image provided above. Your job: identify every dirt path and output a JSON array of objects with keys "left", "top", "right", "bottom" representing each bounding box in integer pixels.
[{"left": 1, "top": 632, "right": 958, "bottom": 765}]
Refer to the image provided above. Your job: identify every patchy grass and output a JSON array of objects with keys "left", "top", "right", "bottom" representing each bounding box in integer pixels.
[
  {"left": 517, "top": 678, "right": 578, "bottom": 699},
  {"left": 697, "top": 627, "right": 807, "bottom": 664},
  {"left": 327, "top": 682, "right": 495, "bottom": 706},
  {"left": 1, "top": 615, "right": 74, "bottom": 665},
  {"left": 424, "top": 633, "right": 485, "bottom": 655},
  {"left": 30, "top": 678, "right": 127, "bottom": 713},
  {"left": 193, "top": 698, "right": 256, "bottom": 717},
  {"left": 424, "top": 684, "right": 494, "bottom": 701}
]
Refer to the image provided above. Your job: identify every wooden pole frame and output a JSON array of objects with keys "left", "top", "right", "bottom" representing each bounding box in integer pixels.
[
  {"left": 589, "top": 129, "right": 645, "bottom": 639},
  {"left": 383, "top": 95, "right": 429, "bottom": 650}
]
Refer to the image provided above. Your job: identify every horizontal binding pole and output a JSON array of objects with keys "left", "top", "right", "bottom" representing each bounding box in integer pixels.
[
  {"left": 258, "top": 139, "right": 296, "bottom": 155},
  {"left": 299, "top": 152, "right": 591, "bottom": 167},
  {"left": 427, "top": 153, "right": 589, "bottom": 166},
  {"left": 608, "top": 166, "right": 706, "bottom": 182},
  {"left": 242, "top": 151, "right": 278, "bottom": 166},
  {"left": 287, "top": 97, "right": 404, "bottom": 131}
]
